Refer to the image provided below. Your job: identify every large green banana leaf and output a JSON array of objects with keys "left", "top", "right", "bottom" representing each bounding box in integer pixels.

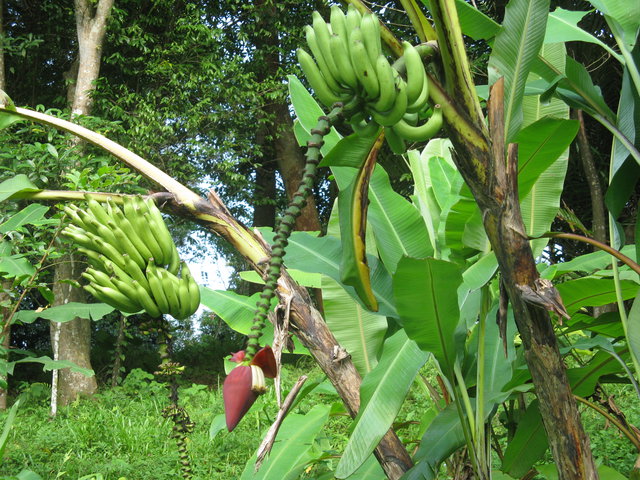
[
  {"left": 322, "top": 276, "right": 387, "bottom": 375},
  {"left": 240, "top": 404, "right": 330, "bottom": 479},
  {"left": 335, "top": 330, "right": 428, "bottom": 478},
  {"left": 520, "top": 43, "right": 570, "bottom": 256},
  {"left": 488, "top": 0, "right": 550, "bottom": 143},
  {"left": 555, "top": 277, "right": 640, "bottom": 317},
  {"left": 545, "top": 8, "right": 622, "bottom": 62},
  {"left": 393, "top": 256, "right": 462, "bottom": 371}
]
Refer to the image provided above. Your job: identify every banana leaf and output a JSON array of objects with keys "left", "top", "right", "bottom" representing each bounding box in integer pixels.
[
  {"left": 501, "top": 400, "right": 548, "bottom": 477},
  {"left": 322, "top": 276, "right": 387, "bottom": 375},
  {"left": 336, "top": 134, "right": 382, "bottom": 311},
  {"left": 260, "top": 229, "right": 397, "bottom": 317},
  {"left": 335, "top": 330, "right": 428, "bottom": 478},
  {"left": 488, "top": 0, "right": 550, "bottom": 143},
  {"left": 555, "top": 277, "right": 640, "bottom": 316},
  {"left": 393, "top": 256, "right": 462, "bottom": 371},
  {"left": 240, "top": 404, "right": 330, "bottom": 479},
  {"left": 545, "top": 8, "right": 622, "bottom": 62}
]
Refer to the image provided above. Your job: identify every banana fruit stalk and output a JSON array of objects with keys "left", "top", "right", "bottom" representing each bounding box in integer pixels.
[
  {"left": 298, "top": 6, "right": 443, "bottom": 152},
  {"left": 61, "top": 194, "right": 200, "bottom": 320}
]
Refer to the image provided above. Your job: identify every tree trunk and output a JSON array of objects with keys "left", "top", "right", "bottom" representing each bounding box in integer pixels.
[
  {"left": 252, "top": 0, "right": 322, "bottom": 232},
  {"left": 51, "top": 255, "right": 97, "bottom": 413},
  {"left": 573, "top": 110, "right": 607, "bottom": 244},
  {"left": 51, "top": 0, "right": 114, "bottom": 412},
  {"left": 428, "top": 1, "right": 598, "bottom": 477},
  {"left": 111, "top": 315, "right": 127, "bottom": 387},
  {"left": 271, "top": 101, "right": 322, "bottom": 232}
]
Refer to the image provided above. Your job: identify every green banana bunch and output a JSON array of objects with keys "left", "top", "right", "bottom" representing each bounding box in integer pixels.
[
  {"left": 297, "top": 6, "right": 443, "bottom": 152},
  {"left": 61, "top": 195, "right": 200, "bottom": 320}
]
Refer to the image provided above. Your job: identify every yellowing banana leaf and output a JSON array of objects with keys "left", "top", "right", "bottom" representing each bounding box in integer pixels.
[
  {"left": 240, "top": 404, "right": 330, "bottom": 480},
  {"left": 337, "top": 133, "right": 383, "bottom": 311},
  {"left": 335, "top": 330, "right": 428, "bottom": 478},
  {"left": 329, "top": 137, "right": 432, "bottom": 274},
  {"left": 488, "top": 0, "right": 550, "bottom": 143},
  {"left": 393, "top": 257, "right": 462, "bottom": 371},
  {"left": 322, "top": 276, "right": 387, "bottom": 375}
]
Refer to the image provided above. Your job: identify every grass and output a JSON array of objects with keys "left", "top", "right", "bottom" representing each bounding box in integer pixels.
[{"left": 0, "top": 363, "right": 638, "bottom": 479}]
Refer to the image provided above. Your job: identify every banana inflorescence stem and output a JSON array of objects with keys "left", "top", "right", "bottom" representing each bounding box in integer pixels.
[{"left": 245, "top": 105, "right": 343, "bottom": 361}]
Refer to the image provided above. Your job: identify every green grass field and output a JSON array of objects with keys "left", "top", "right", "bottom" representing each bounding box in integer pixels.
[{"left": 1, "top": 363, "right": 637, "bottom": 479}]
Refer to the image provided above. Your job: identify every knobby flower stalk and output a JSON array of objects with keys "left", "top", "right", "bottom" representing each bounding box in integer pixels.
[
  {"left": 245, "top": 104, "right": 344, "bottom": 360},
  {"left": 155, "top": 319, "right": 194, "bottom": 479},
  {"left": 223, "top": 105, "right": 343, "bottom": 432}
]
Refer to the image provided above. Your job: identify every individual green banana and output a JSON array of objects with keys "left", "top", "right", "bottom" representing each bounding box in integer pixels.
[
  {"left": 406, "top": 72, "right": 430, "bottom": 114},
  {"left": 108, "top": 220, "right": 146, "bottom": 269},
  {"left": 402, "top": 41, "right": 426, "bottom": 105},
  {"left": 360, "top": 13, "right": 382, "bottom": 67},
  {"left": 350, "top": 114, "right": 380, "bottom": 138},
  {"left": 87, "top": 233, "right": 128, "bottom": 271},
  {"left": 146, "top": 262, "right": 171, "bottom": 314},
  {"left": 311, "top": 11, "right": 341, "bottom": 85},
  {"left": 78, "top": 247, "right": 108, "bottom": 270},
  {"left": 297, "top": 48, "right": 344, "bottom": 108},
  {"left": 117, "top": 215, "right": 154, "bottom": 263},
  {"left": 84, "top": 194, "right": 113, "bottom": 227},
  {"left": 176, "top": 275, "right": 192, "bottom": 320},
  {"left": 330, "top": 5, "right": 349, "bottom": 50},
  {"left": 349, "top": 35, "right": 379, "bottom": 100},
  {"left": 370, "top": 78, "right": 408, "bottom": 127},
  {"left": 138, "top": 212, "right": 166, "bottom": 265},
  {"left": 121, "top": 254, "right": 152, "bottom": 294},
  {"left": 131, "top": 279, "right": 162, "bottom": 318},
  {"left": 371, "top": 55, "right": 397, "bottom": 113},
  {"left": 63, "top": 205, "right": 90, "bottom": 231},
  {"left": 384, "top": 126, "right": 407, "bottom": 154},
  {"left": 62, "top": 227, "right": 95, "bottom": 250},
  {"left": 90, "top": 284, "right": 140, "bottom": 313},
  {"left": 82, "top": 215, "right": 119, "bottom": 251},
  {"left": 346, "top": 4, "right": 362, "bottom": 32},
  {"left": 329, "top": 34, "right": 358, "bottom": 90},
  {"left": 144, "top": 200, "right": 180, "bottom": 267},
  {"left": 84, "top": 284, "right": 135, "bottom": 313},
  {"left": 304, "top": 25, "right": 343, "bottom": 94},
  {"left": 84, "top": 267, "right": 118, "bottom": 290},
  {"left": 76, "top": 209, "right": 101, "bottom": 236},
  {"left": 403, "top": 111, "right": 419, "bottom": 125},
  {"left": 111, "top": 277, "right": 143, "bottom": 310},
  {"left": 159, "top": 268, "right": 182, "bottom": 319},
  {"left": 181, "top": 262, "right": 201, "bottom": 316},
  {"left": 391, "top": 104, "right": 443, "bottom": 142},
  {"left": 167, "top": 247, "right": 180, "bottom": 275}
]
